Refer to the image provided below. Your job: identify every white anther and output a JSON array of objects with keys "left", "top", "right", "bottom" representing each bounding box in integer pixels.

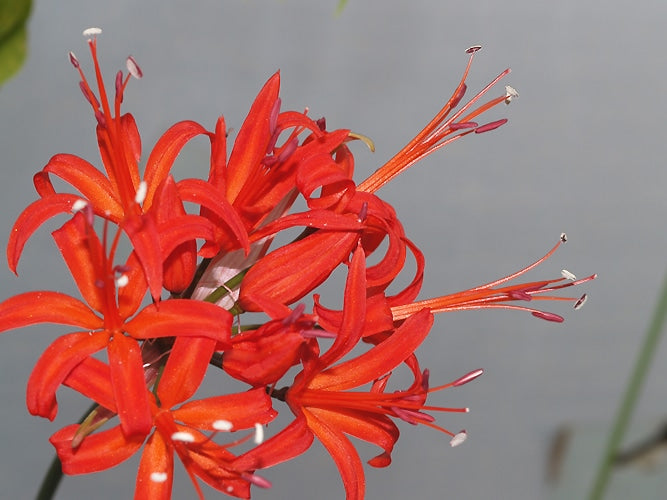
[
  {"left": 82, "top": 27, "right": 102, "bottom": 37},
  {"left": 561, "top": 269, "right": 577, "bottom": 281},
  {"left": 115, "top": 274, "right": 129, "bottom": 288},
  {"left": 254, "top": 423, "right": 264, "bottom": 444},
  {"left": 450, "top": 430, "right": 468, "bottom": 447},
  {"left": 71, "top": 199, "right": 88, "bottom": 213},
  {"left": 126, "top": 56, "right": 143, "bottom": 79},
  {"left": 213, "top": 420, "right": 233, "bottom": 431},
  {"left": 171, "top": 431, "right": 195, "bottom": 443},
  {"left": 560, "top": 232, "right": 568, "bottom": 243},
  {"left": 135, "top": 181, "right": 147, "bottom": 205},
  {"left": 505, "top": 85, "right": 519, "bottom": 104},
  {"left": 574, "top": 293, "right": 588, "bottom": 310},
  {"left": 150, "top": 472, "right": 168, "bottom": 483}
]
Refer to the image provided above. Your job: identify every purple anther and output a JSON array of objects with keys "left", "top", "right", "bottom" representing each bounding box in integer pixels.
[
  {"left": 68, "top": 51, "right": 80, "bottom": 68},
  {"left": 282, "top": 303, "right": 306, "bottom": 325},
  {"left": 275, "top": 137, "right": 298, "bottom": 163},
  {"left": 452, "top": 369, "right": 484, "bottom": 387},
  {"left": 449, "top": 121, "right": 478, "bottom": 130},
  {"left": 269, "top": 98, "right": 281, "bottom": 135},
  {"left": 115, "top": 70, "right": 123, "bottom": 100},
  {"left": 465, "top": 45, "right": 482, "bottom": 54},
  {"left": 316, "top": 117, "right": 327, "bottom": 131},
  {"left": 79, "top": 81, "right": 100, "bottom": 109},
  {"left": 574, "top": 293, "right": 588, "bottom": 310},
  {"left": 358, "top": 202, "right": 368, "bottom": 221},
  {"left": 531, "top": 311, "right": 564, "bottom": 323},
  {"left": 449, "top": 83, "right": 467, "bottom": 109},
  {"left": 474, "top": 118, "right": 508, "bottom": 134},
  {"left": 508, "top": 290, "right": 532, "bottom": 301},
  {"left": 94, "top": 109, "right": 107, "bottom": 128}
]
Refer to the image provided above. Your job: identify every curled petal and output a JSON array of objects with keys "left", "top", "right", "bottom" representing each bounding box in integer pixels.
[
  {"left": 50, "top": 423, "right": 144, "bottom": 475},
  {"left": 135, "top": 431, "right": 174, "bottom": 500},
  {"left": 0, "top": 291, "right": 102, "bottom": 333},
  {"left": 27, "top": 331, "right": 109, "bottom": 420}
]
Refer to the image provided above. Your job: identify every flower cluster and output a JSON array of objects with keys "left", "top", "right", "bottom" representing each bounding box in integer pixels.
[{"left": 0, "top": 30, "right": 595, "bottom": 499}]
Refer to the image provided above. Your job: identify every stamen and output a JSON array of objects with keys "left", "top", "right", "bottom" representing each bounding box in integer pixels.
[
  {"left": 68, "top": 51, "right": 80, "bottom": 68},
  {"left": 450, "top": 430, "right": 468, "bottom": 447},
  {"left": 505, "top": 85, "right": 519, "bottom": 104},
  {"left": 71, "top": 199, "right": 89, "bottom": 213},
  {"left": 213, "top": 419, "right": 233, "bottom": 431},
  {"left": 171, "top": 431, "right": 195, "bottom": 443},
  {"left": 150, "top": 472, "right": 168, "bottom": 483},
  {"left": 254, "top": 423, "right": 264, "bottom": 444},
  {"left": 561, "top": 269, "right": 577, "bottom": 281},
  {"left": 574, "top": 293, "right": 588, "bottom": 310},
  {"left": 465, "top": 45, "right": 482, "bottom": 54},
  {"left": 126, "top": 56, "right": 143, "bottom": 79},
  {"left": 135, "top": 180, "right": 148, "bottom": 205},
  {"left": 532, "top": 311, "right": 564, "bottom": 323},
  {"left": 474, "top": 118, "right": 508, "bottom": 134},
  {"left": 560, "top": 232, "right": 568, "bottom": 243},
  {"left": 115, "top": 274, "right": 129, "bottom": 288},
  {"left": 82, "top": 27, "right": 102, "bottom": 37},
  {"left": 452, "top": 369, "right": 484, "bottom": 387}
]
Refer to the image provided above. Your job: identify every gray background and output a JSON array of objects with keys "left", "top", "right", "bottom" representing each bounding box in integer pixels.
[{"left": 1, "top": 1, "right": 666, "bottom": 499}]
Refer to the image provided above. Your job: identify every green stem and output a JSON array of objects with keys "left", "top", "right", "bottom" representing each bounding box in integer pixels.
[{"left": 588, "top": 270, "right": 667, "bottom": 500}]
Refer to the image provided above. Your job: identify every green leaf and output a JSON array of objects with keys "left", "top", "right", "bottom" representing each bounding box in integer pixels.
[{"left": 0, "top": 0, "right": 33, "bottom": 86}]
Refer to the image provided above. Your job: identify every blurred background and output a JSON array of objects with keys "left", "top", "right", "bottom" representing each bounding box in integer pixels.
[{"left": 0, "top": 1, "right": 666, "bottom": 498}]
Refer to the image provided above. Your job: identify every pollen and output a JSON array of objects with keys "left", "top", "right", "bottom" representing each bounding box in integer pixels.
[
  {"left": 561, "top": 269, "right": 577, "bottom": 281},
  {"left": 465, "top": 45, "right": 482, "bottom": 54},
  {"left": 574, "top": 293, "right": 588, "bottom": 310},
  {"left": 115, "top": 274, "right": 129, "bottom": 288},
  {"left": 171, "top": 431, "right": 195, "bottom": 443},
  {"left": 82, "top": 27, "right": 102, "bottom": 37},
  {"left": 150, "top": 472, "right": 168, "bottom": 483},
  {"left": 213, "top": 419, "right": 233, "bottom": 431},
  {"left": 254, "top": 423, "right": 264, "bottom": 444},
  {"left": 71, "top": 199, "right": 88, "bottom": 213},
  {"left": 450, "top": 430, "right": 468, "bottom": 447},
  {"left": 126, "top": 56, "right": 143, "bottom": 79},
  {"left": 504, "top": 85, "right": 519, "bottom": 104},
  {"left": 135, "top": 181, "right": 148, "bottom": 205}
]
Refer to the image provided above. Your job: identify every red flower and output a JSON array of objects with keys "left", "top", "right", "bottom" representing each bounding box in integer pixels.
[
  {"left": 0, "top": 213, "right": 232, "bottom": 436},
  {"left": 51, "top": 339, "right": 277, "bottom": 499}
]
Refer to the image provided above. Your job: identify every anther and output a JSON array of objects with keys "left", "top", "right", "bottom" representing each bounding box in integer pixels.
[
  {"left": 452, "top": 369, "right": 484, "bottom": 387},
  {"left": 213, "top": 419, "right": 233, "bottom": 431},
  {"left": 135, "top": 181, "right": 147, "bottom": 205},
  {"left": 561, "top": 269, "right": 577, "bottom": 281},
  {"left": 474, "top": 119, "right": 508, "bottom": 134},
  {"left": 171, "top": 431, "right": 195, "bottom": 443},
  {"left": 150, "top": 472, "right": 168, "bottom": 483},
  {"left": 71, "top": 199, "right": 89, "bottom": 213},
  {"left": 115, "top": 274, "right": 129, "bottom": 288},
  {"left": 450, "top": 430, "right": 468, "bottom": 447},
  {"left": 68, "top": 51, "right": 80, "bottom": 68},
  {"left": 82, "top": 27, "right": 102, "bottom": 38},
  {"left": 532, "top": 311, "right": 564, "bottom": 323},
  {"left": 560, "top": 232, "right": 568, "bottom": 243},
  {"left": 126, "top": 56, "right": 143, "bottom": 79},
  {"left": 505, "top": 85, "right": 519, "bottom": 104},
  {"left": 254, "top": 423, "right": 264, "bottom": 444},
  {"left": 574, "top": 293, "right": 588, "bottom": 310},
  {"left": 465, "top": 45, "right": 482, "bottom": 54}
]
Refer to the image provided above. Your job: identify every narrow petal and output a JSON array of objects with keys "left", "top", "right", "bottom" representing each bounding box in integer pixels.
[
  {"left": 173, "top": 388, "right": 277, "bottom": 431},
  {"left": 0, "top": 291, "right": 102, "bottom": 333},
  {"left": 303, "top": 407, "right": 365, "bottom": 500},
  {"left": 142, "top": 120, "right": 209, "bottom": 210},
  {"left": 26, "top": 331, "right": 109, "bottom": 420},
  {"left": 43, "top": 153, "right": 122, "bottom": 215},
  {"left": 7, "top": 194, "right": 82, "bottom": 273},
  {"left": 64, "top": 356, "right": 117, "bottom": 412},
  {"left": 135, "top": 431, "right": 174, "bottom": 500},
  {"left": 108, "top": 334, "right": 152, "bottom": 437},
  {"left": 122, "top": 213, "right": 164, "bottom": 301},
  {"left": 157, "top": 336, "right": 217, "bottom": 409},
  {"left": 124, "top": 300, "right": 232, "bottom": 346},
  {"left": 50, "top": 423, "right": 144, "bottom": 474}
]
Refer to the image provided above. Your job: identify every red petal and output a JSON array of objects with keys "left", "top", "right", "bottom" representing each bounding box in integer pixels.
[
  {"left": 117, "top": 250, "right": 149, "bottom": 319},
  {"left": 43, "top": 153, "right": 122, "bottom": 216},
  {"left": 50, "top": 423, "right": 144, "bottom": 474},
  {"left": 226, "top": 72, "right": 280, "bottom": 203},
  {"left": 27, "top": 331, "right": 109, "bottom": 420},
  {"left": 0, "top": 291, "right": 102, "bottom": 332},
  {"left": 124, "top": 300, "right": 232, "bottom": 347},
  {"left": 52, "top": 214, "right": 105, "bottom": 313},
  {"left": 122, "top": 213, "right": 164, "bottom": 302},
  {"left": 64, "top": 357, "right": 117, "bottom": 412},
  {"left": 303, "top": 407, "right": 365, "bottom": 500},
  {"left": 173, "top": 388, "right": 277, "bottom": 431},
  {"left": 157, "top": 336, "right": 217, "bottom": 409},
  {"left": 143, "top": 120, "right": 209, "bottom": 209},
  {"left": 108, "top": 334, "right": 152, "bottom": 436},
  {"left": 7, "top": 194, "right": 82, "bottom": 273},
  {"left": 135, "top": 431, "right": 174, "bottom": 500},
  {"left": 312, "top": 308, "right": 434, "bottom": 391}
]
